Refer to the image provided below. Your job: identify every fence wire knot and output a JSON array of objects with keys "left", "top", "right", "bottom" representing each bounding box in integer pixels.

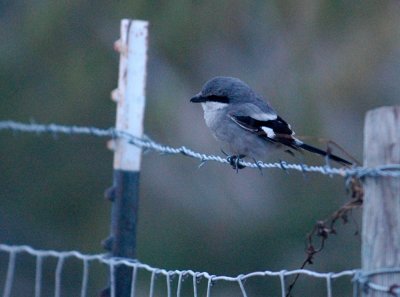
[{"left": 353, "top": 268, "right": 400, "bottom": 296}]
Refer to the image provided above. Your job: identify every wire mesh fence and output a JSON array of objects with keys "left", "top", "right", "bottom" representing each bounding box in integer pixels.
[
  {"left": 0, "top": 244, "right": 359, "bottom": 297},
  {"left": 2, "top": 243, "right": 399, "bottom": 297}
]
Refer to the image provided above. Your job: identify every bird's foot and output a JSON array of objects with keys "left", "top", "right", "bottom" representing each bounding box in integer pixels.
[
  {"left": 220, "top": 149, "right": 246, "bottom": 172},
  {"left": 226, "top": 155, "right": 246, "bottom": 172}
]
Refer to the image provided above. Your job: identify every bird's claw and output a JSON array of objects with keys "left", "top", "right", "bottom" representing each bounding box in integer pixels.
[{"left": 227, "top": 155, "right": 246, "bottom": 172}]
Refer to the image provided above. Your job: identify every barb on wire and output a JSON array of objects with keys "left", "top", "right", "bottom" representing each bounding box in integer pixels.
[{"left": 0, "top": 120, "right": 400, "bottom": 178}]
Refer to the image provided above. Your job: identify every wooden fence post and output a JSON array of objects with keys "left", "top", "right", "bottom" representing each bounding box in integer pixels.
[
  {"left": 362, "top": 106, "right": 400, "bottom": 296},
  {"left": 101, "top": 19, "right": 148, "bottom": 297}
]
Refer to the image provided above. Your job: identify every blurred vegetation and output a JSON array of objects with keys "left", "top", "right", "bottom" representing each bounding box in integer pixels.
[{"left": 1, "top": 0, "right": 399, "bottom": 295}]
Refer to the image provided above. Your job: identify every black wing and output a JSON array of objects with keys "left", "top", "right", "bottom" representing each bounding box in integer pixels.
[
  {"left": 230, "top": 114, "right": 353, "bottom": 165},
  {"left": 229, "top": 114, "right": 299, "bottom": 149}
]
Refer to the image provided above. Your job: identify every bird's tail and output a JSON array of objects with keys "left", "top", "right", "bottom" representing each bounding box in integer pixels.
[{"left": 298, "top": 142, "right": 352, "bottom": 166}]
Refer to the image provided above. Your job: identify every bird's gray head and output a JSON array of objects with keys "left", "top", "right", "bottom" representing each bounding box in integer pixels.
[{"left": 190, "top": 76, "right": 254, "bottom": 105}]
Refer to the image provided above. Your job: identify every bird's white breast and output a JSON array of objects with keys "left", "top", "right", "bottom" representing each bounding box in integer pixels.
[
  {"left": 201, "top": 102, "right": 228, "bottom": 113},
  {"left": 201, "top": 102, "right": 228, "bottom": 128}
]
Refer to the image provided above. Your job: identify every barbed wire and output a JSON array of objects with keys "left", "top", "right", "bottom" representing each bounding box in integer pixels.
[{"left": 0, "top": 120, "right": 399, "bottom": 179}]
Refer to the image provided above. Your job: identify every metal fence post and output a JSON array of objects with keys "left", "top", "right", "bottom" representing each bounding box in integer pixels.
[
  {"left": 101, "top": 19, "right": 149, "bottom": 297},
  {"left": 362, "top": 106, "right": 400, "bottom": 297}
]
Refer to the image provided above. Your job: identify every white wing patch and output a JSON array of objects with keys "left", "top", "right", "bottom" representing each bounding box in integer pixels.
[
  {"left": 250, "top": 112, "right": 277, "bottom": 121},
  {"left": 261, "top": 126, "right": 276, "bottom": 138}
]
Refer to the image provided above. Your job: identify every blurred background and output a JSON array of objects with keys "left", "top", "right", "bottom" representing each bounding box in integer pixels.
[{"left": 1, "top": 1, "right": 399, "bottom": 296}]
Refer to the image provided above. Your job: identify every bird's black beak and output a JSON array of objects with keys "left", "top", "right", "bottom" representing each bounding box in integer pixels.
[{"left": 190, "top": 93, "right": 206, "bottom": 103}]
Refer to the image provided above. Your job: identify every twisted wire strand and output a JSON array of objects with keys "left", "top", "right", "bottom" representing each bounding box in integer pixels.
[{"left": 0, "top": 120, "right": 399, "bottom": 178}]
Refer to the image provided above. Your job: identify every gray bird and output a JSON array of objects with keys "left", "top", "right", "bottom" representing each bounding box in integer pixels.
[{"left": 190, "top": 76, "right": 351, "bottom": 170}]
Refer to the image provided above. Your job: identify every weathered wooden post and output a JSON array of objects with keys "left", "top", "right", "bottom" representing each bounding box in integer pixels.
[
  {"left": 101, "top": 19, "right": 148, "bottom": 297},
  {"left": 362, "top": 106, "right": 400, "bottom": 296}
]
